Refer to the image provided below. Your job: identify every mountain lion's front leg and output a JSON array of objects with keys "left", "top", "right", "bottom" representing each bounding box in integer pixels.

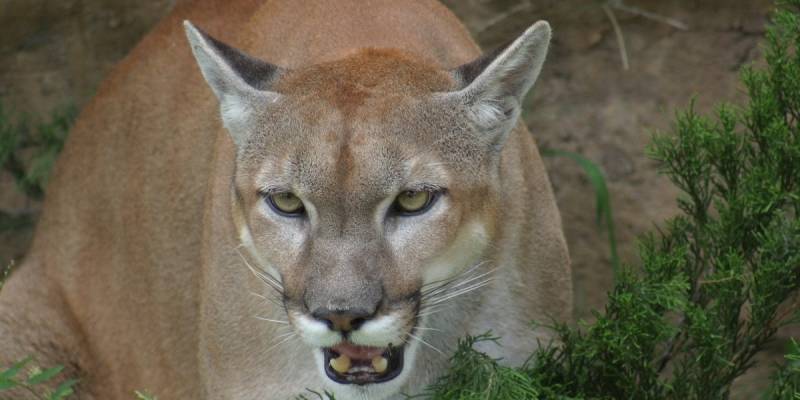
[{"left": 0, "top": 261, "right": 95, "bottom": 400}]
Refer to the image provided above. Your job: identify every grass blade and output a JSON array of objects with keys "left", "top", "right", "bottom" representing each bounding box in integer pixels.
[{"left": 542, "top": 148, "right": 621, "bottom": 281}]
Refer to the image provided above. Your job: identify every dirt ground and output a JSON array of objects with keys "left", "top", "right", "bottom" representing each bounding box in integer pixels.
[{"left": 0, "top": 0, "right": 791, "bottom": 397}]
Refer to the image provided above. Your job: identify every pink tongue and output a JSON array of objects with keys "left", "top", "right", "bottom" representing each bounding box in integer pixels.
[{"left": 332, "top": 342, "right": 385, "bottom": 360}]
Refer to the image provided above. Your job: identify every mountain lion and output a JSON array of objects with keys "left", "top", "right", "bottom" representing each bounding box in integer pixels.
[{"left": 0, "top": 1, "right": 572, "bottom": 399}]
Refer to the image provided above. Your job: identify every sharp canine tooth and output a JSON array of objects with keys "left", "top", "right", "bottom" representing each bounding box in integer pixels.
[
  {"left": 372, "top": 356, "right": 388, "bottom": 373},
  {"left": 329, "top": 354, "right": 351, "bottom": 374}
]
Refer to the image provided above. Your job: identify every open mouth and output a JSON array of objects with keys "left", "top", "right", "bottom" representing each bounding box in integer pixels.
[{"left": 323, "top": 342, "right": 405, "bottom": 385}]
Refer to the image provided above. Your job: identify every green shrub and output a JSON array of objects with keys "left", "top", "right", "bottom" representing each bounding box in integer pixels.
[
  {"left": 767, "top": 339, "right": 800, "bottom": 400},
  {"left": 0, "top": 102, "right": 75, "bottom": 232},
  {"left": 0, "top": 357, "right": 77, "bottom": 400},
  {"left": 426, "top": 1, "right": 800, "bottom": 399}
]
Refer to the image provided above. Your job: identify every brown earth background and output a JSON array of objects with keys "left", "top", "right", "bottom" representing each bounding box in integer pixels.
[{"left": 0, "top": 0, "right": 791, "bottom": 397}]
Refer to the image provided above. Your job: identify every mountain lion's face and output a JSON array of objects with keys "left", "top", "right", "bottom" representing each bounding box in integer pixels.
[{"left": 185, "top": 20, "right": 551, "bottom": 398}]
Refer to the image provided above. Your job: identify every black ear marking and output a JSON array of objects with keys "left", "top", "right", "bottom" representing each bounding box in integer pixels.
[
  {"left": 184, "top": 20, "right": 285, "bottom": 148},
  {"left": 192, "top": 26, "right": 282, "bottom": 91},
  {"left": 452, "top": 41, "right": 510, "bottom": 88},
  {"left": 444, "top": 21, "right": 552, "bottom": 151}
]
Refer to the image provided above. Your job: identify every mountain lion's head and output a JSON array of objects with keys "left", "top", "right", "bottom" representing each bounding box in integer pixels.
[{"left": 185, "top": 20, "right": 551, "bottom": 398}]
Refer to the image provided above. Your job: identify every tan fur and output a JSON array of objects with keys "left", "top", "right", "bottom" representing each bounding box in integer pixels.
[{"left": 0, "top": 1, "right": 572, "bottom": 399}]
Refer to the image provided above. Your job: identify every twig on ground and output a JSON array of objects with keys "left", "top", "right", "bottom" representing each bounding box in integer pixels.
[
  {"left": 608, "top": 0, "right": 689, "bottom": 31},
  {"left": 603, "top": 3, "right": 630, "bottom": 70}
]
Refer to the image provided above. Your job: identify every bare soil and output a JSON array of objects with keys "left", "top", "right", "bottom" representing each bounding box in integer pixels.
[{"left": 0, "top": 0, "right": 791, "bottom": 397}]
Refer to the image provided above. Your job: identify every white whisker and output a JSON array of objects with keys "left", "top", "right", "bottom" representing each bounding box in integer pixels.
[
  {"left": 416, "top": 310, "right": 444, "bottom": 319},
  {"left": 423, "top": 279, "right": 493, "bottom": 308},
  {"left": 236, "top": 247, "right": 284, "bottom": 294},
  {"left": 420, "top": 261, "right": 493, "bottom": 304},
  {"left": 264, "top": 333, "right": 297, "bottom": 354},
  {"left": 273, "top": 330, "right": 296, "bottom": 340},
  {"left": 422, "top": 265, "right": 495, "bottom": 301},
  {"left": 422, "top": 261, "right": 486, "bottom": 290},
  {"left": 255, "top": 316, "right": 289, "bottom": 324},
  {"left": 413, "top": 326, "right": 442, "bottom": 332},
  {"left": 422, "top": 273, "right": 492, "bottom": 306},
  {"left": 417, "top": 303, "right": 446, "bottom": 314},
  {"left": 408, "top": 333, "right": 444, "bottom": 355},
  {"left": 249, "top": 291, "right": 283, "bottom": 307},
  {"left": 417, "top": 303, "right": 453, "bottom": 318}
]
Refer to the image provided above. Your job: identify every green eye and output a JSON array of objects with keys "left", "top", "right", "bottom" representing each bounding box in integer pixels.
[
  {"left": 394, "top": 190, "right": 436, "bottom": 215},
  {"left": 267, "top": 192, "right": 305, "bottom": 216}
]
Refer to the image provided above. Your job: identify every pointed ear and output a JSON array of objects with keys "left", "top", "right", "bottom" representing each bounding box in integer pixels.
[
  {"left": 451, "top": 21, "right": 551, "bottom": 149},
  {"left": 184, "top": 20, "right": 282, "bottom": 148}
]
